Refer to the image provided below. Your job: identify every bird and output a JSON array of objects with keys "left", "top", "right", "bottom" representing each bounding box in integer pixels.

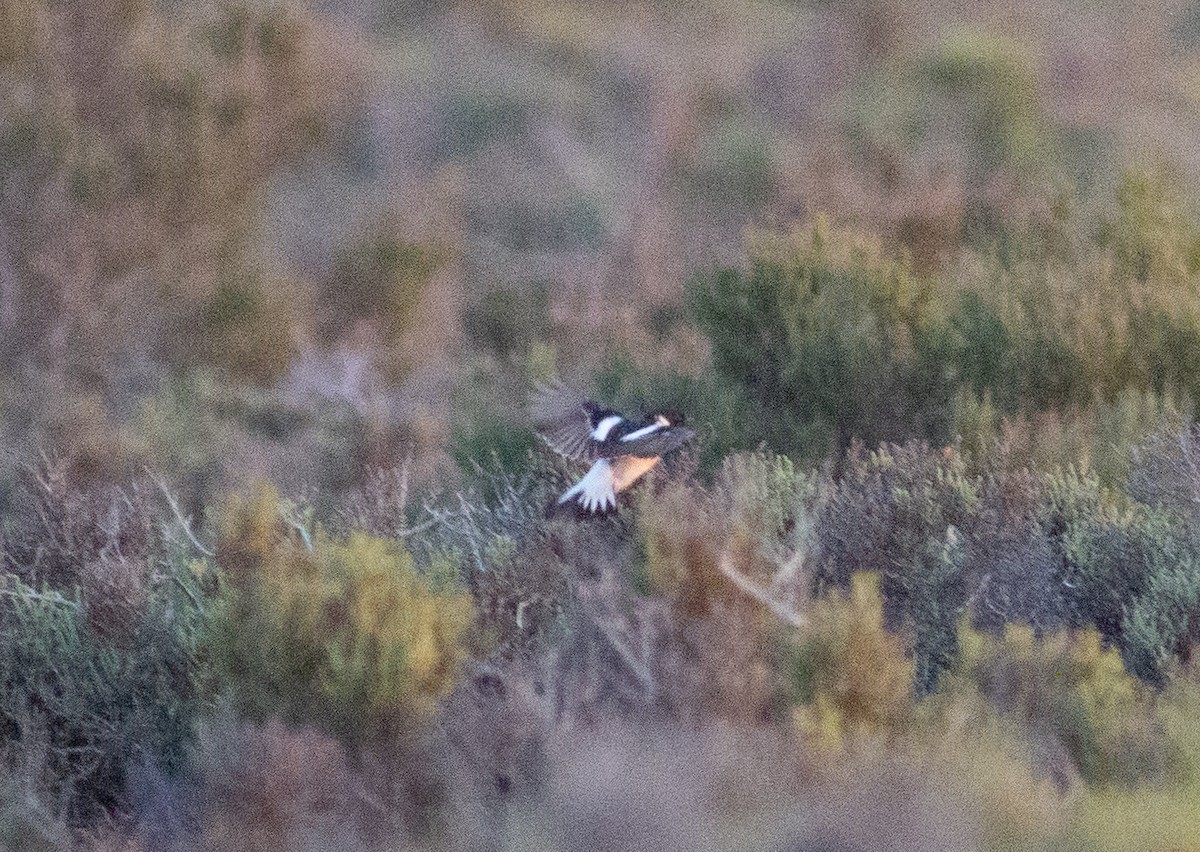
[{"left": 530, "top": 378, "right": 695, "bottom": 514}]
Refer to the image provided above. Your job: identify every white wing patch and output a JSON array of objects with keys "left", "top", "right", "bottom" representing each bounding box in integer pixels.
[
  {"left": 592, "top": 415, "right": 623, "bottom": 441},
  {"left": 619, "top": 422, "right": 663, "bottom": 442}
]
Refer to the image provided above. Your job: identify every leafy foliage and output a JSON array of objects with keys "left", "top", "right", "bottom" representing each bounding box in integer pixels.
[
  {"left": 814, "top": 442, "right": 978, "bottom": 692},
  {"left": 210, "top": 483, "right": 475, "bottom": 744},
  {"left": 10, "top": 1, "right": 1200, "bottom": 847},
  {"left": 786, "top": 573, "right": 915, "bottom": 750},
  {"left": 945, "top": 624, "right": 1165, "bottom": 786},
  {"left": 687, "top": 220, "right": 938, "bottom": 461},
  {"left": 0, "top": 576, "right": 202, "bottom": 823}
]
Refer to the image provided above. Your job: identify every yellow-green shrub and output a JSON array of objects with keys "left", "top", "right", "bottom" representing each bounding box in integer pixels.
[
  {"left": 636, "top": 482, "right": 726, "bottom": 615},
  {"left": 1061, "top": 677, "right": 1200, "bottom": 849},
  {"left": 211, "top": 483, "right": 474, "bottom": 743},
  {"left": 786, "top": 573, "right": 915, "bottom": 752},
  {"left": 942, "top": 623, "right": 1164, "bottom": 786}
]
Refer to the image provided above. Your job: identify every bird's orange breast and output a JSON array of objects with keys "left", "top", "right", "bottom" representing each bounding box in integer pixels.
[{"left": 611, "top": 455, "right": 661, "bottom": 492}]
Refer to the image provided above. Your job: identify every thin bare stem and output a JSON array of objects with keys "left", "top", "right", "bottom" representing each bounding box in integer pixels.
[
  {"left": 0, "top": 586, "right": 80, "bottom": 610},
  {"left": 716, "top": 549, "right": 809, "bottom": 628},
  {"left": 588, "top": 611, "right": 655, "bottom": 697},
  {"left": 147, "top": 471, "right": 215, "bottom": 558}
]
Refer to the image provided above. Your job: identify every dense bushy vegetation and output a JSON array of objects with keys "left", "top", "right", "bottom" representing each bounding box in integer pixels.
[
  {"left": 8, "top": 0, "right": 1200, "bottom": 848},
  {"left": 9, "top": 438, "right": 1200, "bottom": 848}
]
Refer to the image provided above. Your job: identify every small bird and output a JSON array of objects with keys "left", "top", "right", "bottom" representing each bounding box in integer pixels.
[{"left": 530, "top": 379, "right": 695, "bottom": 514}]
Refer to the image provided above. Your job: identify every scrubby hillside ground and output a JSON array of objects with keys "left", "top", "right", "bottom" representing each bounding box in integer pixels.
[
  {"left": 6, "top": 441, "right": 1200, "bottom": 850},
  {"left": 6, "top": 0, "right": 1200, "bottom": 849}
]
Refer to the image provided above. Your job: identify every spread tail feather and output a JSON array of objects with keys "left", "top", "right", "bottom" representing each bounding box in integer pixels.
[{"left": 556, "top": 459, "right": 617, "bottom": 514}]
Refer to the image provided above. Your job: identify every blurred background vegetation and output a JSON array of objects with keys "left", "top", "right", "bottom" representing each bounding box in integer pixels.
[{"left": 6, "top": 0, "right": 1200, "bottom": 848}]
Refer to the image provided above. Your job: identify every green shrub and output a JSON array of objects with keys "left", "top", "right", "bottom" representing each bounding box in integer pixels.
[
  {"left": 1124, "top": 307, "right": 1200, "bottom": 404},
  {"left": 1089, "top": 389, "right": 1185, "bottom": 489},
  {"left": 1060, "top": 496, "right": 1183, "bottom": 643},
  {"left": 193, "top": 270, "right": 303, "bottom": 384},
  {"left": 0, "top": 468, "right": 209, "bottom": 824},
  {"left": 814, "top": 441, "right": 978, "bottom": 692},
  {"left": 1121, "top": 558, "right": 1200, "bottom": 685},
  {"left": 687, "top": 220, "right": 940, "bottom": 461},
  {"left": 921, "top": 285, "right": 1090, "bottom": 419},
  {"left": 463, "top": 282, "right": 551, "bottom": 363},
  {"left": 0, "top": 574, "right": 203, "bottom": 823},
  {"left": 686, "top": 181, "right": 1200, "bottom": 461},
  {"left": 211, "top": 484, "right": 475, "bottom": 744},
  {"left": 920, "top": 29, "right": 1050, "bottom": 179},
  {"left": 716, "top": 450, "right": 816, "bottom": 562},
  {"left": 322, "top": 234, "right": 441, "bottom": 352},
  {"left": 1101, "top": 165, "right": 1200, "bottom": 289},
  {"left": 928, "top": 292, "right": 1017, "bottom": 409},
  {"left": 0, "top": 524, "right": 206, "bottom": 827},
  {"left": 449, "top": 387, "right": 540, "bottom": 478},
  {"left": 945, "top": 624, "right": 1165, "bottom": 786},
  {"left": 850, "top": 27, "right": 1057, "bottom": 244}
]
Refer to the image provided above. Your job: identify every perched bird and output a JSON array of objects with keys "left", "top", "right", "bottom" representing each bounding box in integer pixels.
[{"left": 530, "top": 379, "right": 695, "bottom": 514}]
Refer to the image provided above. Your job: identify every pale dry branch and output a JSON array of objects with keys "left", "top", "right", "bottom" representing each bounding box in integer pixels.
[
  {"left": 591, "top": 613, "right": 655, "bottom": 697},
  {"left": 716, "top": 549, "right": 808, "bottom": 628},
  {"left": 148, "top": 471, "right": 214, "bottom": 558},
  {"left": 0, "top": 577, "right": 80, "bottom": 611}
]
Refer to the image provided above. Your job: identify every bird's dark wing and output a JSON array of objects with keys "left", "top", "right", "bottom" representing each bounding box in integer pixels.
[
  {"left": 613, "top": 426, "right": 695, "bottom": 459},
  {"left": 529, "top": 379, "right": 607, "bottom": 461}
]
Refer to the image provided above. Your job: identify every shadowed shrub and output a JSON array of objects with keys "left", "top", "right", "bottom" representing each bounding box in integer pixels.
[
  {"left": 0, "top": 578, "right": 203, "bottom": 823},
  {"left": 193, "top": 715, "right": 421, "bottom": 852},
  {"left": 1059, "top": 490, "right": 1196, "bottom": 662},
  {"left": 0, "top": 467, "right": 206, "bottom": 824},
  {"left": 814, "top": 441, "right": 977, "bottom": 693},
  {"left": 687, "top": 220, "right": 940, "bottom": 461}
]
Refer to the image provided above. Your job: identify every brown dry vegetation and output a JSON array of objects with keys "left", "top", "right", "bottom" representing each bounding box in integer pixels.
[{"left": 7, "top": 0, "right": 1200, "bottom": 849}]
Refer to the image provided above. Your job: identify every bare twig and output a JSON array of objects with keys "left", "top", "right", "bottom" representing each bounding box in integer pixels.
[
  {"left": 171, "top": 574, "right": 205, "bottom": 614},
  {"left": 963, "top": 571, "right": 993, "bottom": 612},
  {"left": 396, "top": 516, "right": 439, "bottom": 539},
  {"left": 280, "top": 504, "right": 314, "bottom": 553},
  {"left": 396, "top": 452, "right": 412, "bottom": 516},
  {"left": 0, "top": 221, "right": 17, "bottom": 331},
  {"left": 0, "top": 585, "right": 80, "bottom": 610},
  {"left": 766, "top": 547, "right": 808, "bottom": 598},
  {"left": 147, "top": 471, "right": 214, "bottom": 558},
  {"left": 716, "top": 550, "right": 809, "bottom": 628},
  {"left": 587, "top": 610, "right": 656, "bottom": 697}
]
